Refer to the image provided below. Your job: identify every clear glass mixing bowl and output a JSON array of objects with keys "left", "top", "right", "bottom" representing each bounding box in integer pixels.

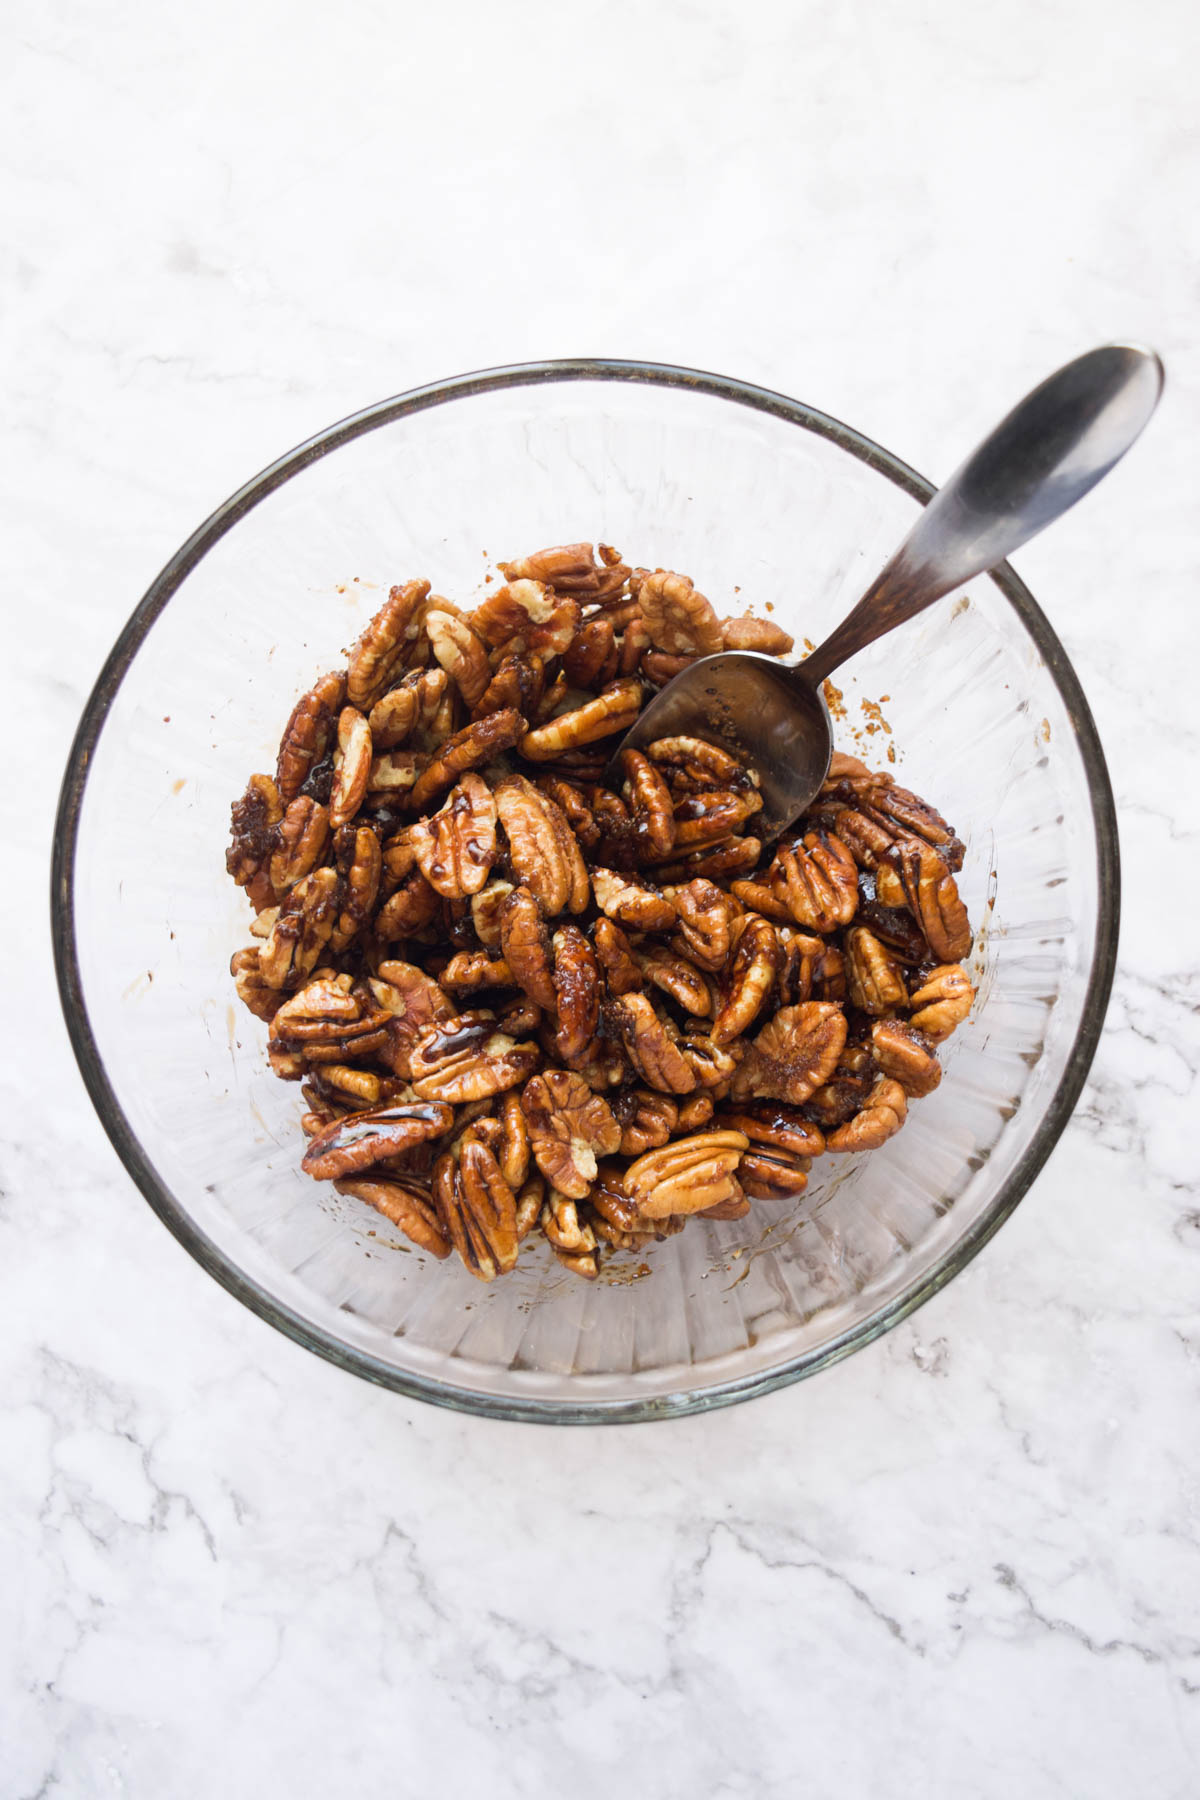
[{"left": 52, "top": 361, "right": 1119, "bottom": 1423}]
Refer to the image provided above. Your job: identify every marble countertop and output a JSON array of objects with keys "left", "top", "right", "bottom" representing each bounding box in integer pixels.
[{"left": 6, "top": 0, "right": 1200, "bottom": 1793}]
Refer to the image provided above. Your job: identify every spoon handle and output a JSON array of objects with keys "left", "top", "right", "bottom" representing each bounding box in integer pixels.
[{"left": 801, "top": 343, "right": 1163, "bottom": 689}]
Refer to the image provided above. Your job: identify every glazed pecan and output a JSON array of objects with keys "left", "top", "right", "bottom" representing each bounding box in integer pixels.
[
  {"left": 712, "top": 913, "right": 783, "bottom": 1045},
  {"left": 498, "top": 885, "right": 557, "bottom": 1009},
  {"left": 619, "top": 748, "right": 676, "bottom": 858},
  {"left": 907, "top": 963, "right": 974, "bottom": 1042},
  {"left": 333, "top": 1175, "right": 451, "bottom": 1258},
  {"left": 858, "top": 781, "right": 964, "bottom": 871},
  {"left": 258, "top": 867, "right": 340, "bottom": 989},
  {"left": 269, "top": 975, "right": 391, "bottom": 1064},
  {"left": 592, "top": 917, "right": 644, "bottom": 995},
  {"left": 498, "top": 542, "right": 630, "bottom": 602},
  {"left": 655, "top": 838, "right": 762, "bottom": 884},
  {"left": 843, "top": 925, "right": 909, "bottom": 1015},
  {"left": 636, "top": 944, "right": 713, "bottom": 1017},
  {"left": 330, "top": 824, "right": 382, "bottom": 952},
  {"left": 493, "top": 773, "right": 589, "bottom": 916},
  {"left": 347, "top": 581, "right": 431, "bottom": 709},
  {"left": 301, "top": 1099, "right": 453, "bottom": 1179},
  {"left": 438, "top": 950, "right": 515, "bottom": 994},
  {"left": 718, "top": 1105, "right": 823, "bottom": 1201},
  {"left": 720, "top": 614, "right": 795, "bottom": 654},
  {"left": 885, "top": 842, "right": 972, "bottom": 963},
  {"left": 624, "top": 1130, "right": 749, "bottom": 1219},
  {"left": 408, "top": 709, "right": 524, "bottom": 812},
  {"left": 328, "top": 707, "right": 373, "bottom": 829},
  {"left": 857, "top": 898, "right": 929, "bottom": 964},
  {"left": 610, "top": 1087, "right": 678, "bottom": 1156},
  {"left": 640, "top": 650, "right": 699, "bottom": 687},
  {"left": 369, "top": 959, "right": 455, "bottom": 1077},
  {"left": 521, "top": 1069, "right": 621, "bottom": 1199},
  {"left": 591, "top": 867, "right": 676, "bottom": 932},
  {"left": 408, "top": 772, "right": 497, "bottom": 900},
  {"left": 870, "top": 1019, "right": 942, "bottom": 1096},
  {"left": 802, "top": 1043, "right": 876, "bottom": 1128},
  {"left": 277, "top": 671, "right": 347, "bottom": 802},
  {"left": 515, "top": 1173, "right": 546, "bottom": 1240},
  {"left": 375, "top": 869, "right": 439, "bottom": 940},
  {"left": 471, "top": 651, "right": 545, "bottom": 723},
  {"left": 409, "top": 1011, "right": 540, "bottom": 1102},
  {"left": 646, "top": 736, "right": 751, "bottom": 795},
  {"left": 367, "top": 667, "right": 449, "bottom": 750},
  {"left": 470, "top": 579, "right": 581, "bottom": 658},
  {"left": 637, "top": 571, "right": 725, "bottom": 656},
  {"left": 269, "top": 796, "right": 329, "bottom": 896},
  {"left": 666, "top": 879, "right": 740, "bottom": 971},
  {"left": 227, "top": 773, "right": 283, "bottom": 910},
  {"left": 677, "top": 1093, "right": 715, "bottom": 1131},
  {"left": 468, "top": 878, "right": 514, "bottom": 949},
  {"left": 562, "top": 616, "right": 619, "bottom": 690},
  {"left": 732, "top": 1002, "right": 848, "bottom": 1106},
  {"left": 366, "top": 749, "right": 427, "bottom": 797},
  {"left": 831, "top": 808, "right": 895, "bottom": 871},
  {"left": 536, "top": 776, "right": 601, "bottom": 850},
  {"left": 539, "top": 1191, "right": 600, "bottom": 1269},
  {"left": 517, "top": 678, "right": 643, "bottom": 762},
  {"left": 668, "top": 787, "right": 762, "bottom": 854},
  {"left": 680, "top": 1034, "right": 738, "bottom": 1089},
  {"left": 606, "top": 992, "right": 697, "bottom": 1094},
  {"left": 771, "top": 831, "right": 859, "bottom": 933},
  {"left": 230, "top": 946, "right": 281, "bottom": 1021},
  {"left": 434, "top": 1138, "right": 519, "bottom": 1281},
  {"left": 551, "top": 924, "right": 601, "bottom": 1061},
  {"left": 424, "top": 608, "right": 492, "bottom": 708},
  {"left": 826, "top": 1077, "right": 908, "bottom": 1153}
]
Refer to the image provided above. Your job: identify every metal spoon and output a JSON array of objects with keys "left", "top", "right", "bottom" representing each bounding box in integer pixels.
[{"left": 609, "top": 343, "right": 1163, "bottom": 839}]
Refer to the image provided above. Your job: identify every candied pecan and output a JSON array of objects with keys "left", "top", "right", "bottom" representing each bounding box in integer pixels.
[
  {"left": 719, "top": 614, "right": 795, "bottom": 654},
  {"left": 408, "top": 709, "right": 524, "bottom": 812},
  {"left": 301, "top": 1099, "right": 453, "bottom": 1179},
  {"left": 521, "top": 1069, "right": 621, "bottom": 1198},
  {"left": 381, "top": 826, "right": 418, "bottom": 881},
  {"left": 733, "top": 1002, "right": 848, "bottom": 1105},
  {"left": 771, "top": 830, "right": 859, "bottom": 932},
  {"left": 439, "top": 950, "right": 515, "bottom": 994},
  {"left": 471, "top": 651, "right": 545, "bottom": 722},
  {"left": 870, "top": 1019, "right": 942, "bottom": 1097},
  {"left": 551, "top": 924, "right": 601, "bottom": 1061},
  {"left": 269, "top": 797, "right": 330, "bottom": 896},
  {"left": 618, "top": 748, "right": 676, "bottom": 858},
  {"left": 494, "top": 1089, "right": 531, "bottom": 1191},
  {"left": 369, "top": 959, "right": 455, "bottom": 1076},
  {"left": 640, "top": 650, "right": 699, "bottom": 687},
  {"left": 540, "top": 1192, "right": 599, "bottom": 1259},
  {"left": 655, "top": 838, "right": 762, "bottom": 884},
  {"left": 636, "top": 944, "right": 713, "bottom": 1017},
  {"left": 498, "top": 542, "right": 630, "bottom": 602},
  {"left": 420, "top": 608, "right": 490, "bottom": 708},
  {"left": 859, "top": 782, "right": 964, "bottom": 870},
  {"left": 873, "top": 860, "right": 907, "bottom": 907},
  {"left": 611, "top": 1087, "right": 679, "bottom": 1156},
  {"left": 826, "top": 1077, "right": 908, "bottom": 1153},
  {"left": 637, "top": 571, "right": 725, "bottom": 655},
  {"left": 858, "top": 898, "right": 929, "bottom": 963},
  {"left": 375, "top": 870, "right": 439, "bottom": 941},
  {"left": 277, "top": 671, "right": 347, "bottom": 802},
  {"left": 470, "top": 878, "right": 514, "bottom": 949},
  {"left": 844, "top": 925, "right": 909, "bottom": 1015},
  {"left": 665, "top": 788, "right": 761, "bottom": 854},
  {"left": 907, "top": 963, "right": 974, "bottom": 1042},
  {"left": 518, "top": 678, "right": 643, "bottom": 761},
  {"left": 606, "top": 992, "right": 697, "bottom": 1094},
  {"left": 329, "top": 824, "right": 381, "bottom": 952},
  {"left": 531, "top": 669, "right": 570, "bottom": 725},
  {"left": 624, "top": 1130, "right": 749, "bottom": 1219},
  {"left": 347, "top": 581, "right": 430, "bottom": 709},
  {"left": 666, "top": 879, "right": 739, "bottom": 971},
  {"left": 592, "top": 917, "right": 644, "bottom": 995},
  {"left": 470, "top": 579, "right": 581, "bottom": 658},
  {"left": 646, "top": 736, "right": 751, "bottom": 794},
  {"left": 832, "top": 808, "right": 895, "bottom": 871},
  {"left": 885, "top": 842, "right": 972, "bottom": 963},
  {"left": 333, "top": 1175, "right": 451, "bottom": 1258},
  {"left": 536, "top": 776, "right": 600, "bottom": 850},
  {"left": 802, "top": 1043, "right": 875, "bottom": 1127},
  {"left": 591, "top": 867, "right": 676, "bottom": 933},
  {"left": 366, "top": 749, "right": 427, "bottom": 796},
  {"left": 563, "top": 616, "right": 619, "bottom": 690},
  {"left": 258, "top": 867, "right": 340, "bottom": 988},
  {"left": 496, "top": 994, "right": 544, "bottom": 1038},
  {"left": 227, "top": 773, "right": 283, "bottom": 909},
  {"left": 434, "top": 1139, "right": 519, "bottom": 1281},
  {"left": 713, "top": 913, "right": 782, "bottom": 1045},
  {"left": 269, "top": 975, "right": 389, "bottom": 1059},
  {"left": 680, "top": 1034, "right": 738, "bottom": 1088},
  {"left": 328, "top": 707, "right": 373, "bottom": 829},
  {"left": 367, "top": 668, "right": 449, "bottom": 750},
  {"left": 729, "top": 879, "right": 793, "bottom": 923},
  {"left": 515, "top": 1173, "right": 545, "bottom": 1240},
  {"left": 676, "top": 1094, "right": 715, "bottom": 1131},
  {"left": 230, "top": 946, "right": 281, "bottom": 1021},
  {"left": 408, "top": 772, "right": 497, "bottom": 900},
  {"left": 615, "top": 617, "right": 652, "bottom": 674},
  {"left": 717, "top": 1104, "right": 822, "bottom": 1200},
  {"left": 409, "top": 1011, "right": 540, "bottom": 1102},
  {"left": 498, "top": 885, "right": 556, "bottom": 1009},
  {"left": 493, "top": 773, "right": 589, "bottom": 916}
]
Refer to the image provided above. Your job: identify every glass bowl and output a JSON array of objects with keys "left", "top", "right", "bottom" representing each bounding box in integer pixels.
[{"left": 52, "top": 361, "right": 1119, "bottom": 1423}]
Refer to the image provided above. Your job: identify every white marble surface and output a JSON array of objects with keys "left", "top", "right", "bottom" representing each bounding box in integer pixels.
[{"left": 5, "top": 0, "right": 1200, "bottom": 1793}]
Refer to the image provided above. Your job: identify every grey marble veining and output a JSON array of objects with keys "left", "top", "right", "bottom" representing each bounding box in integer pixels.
[{"left": 5, "top": 0, "right": 1200, "bottom": 1794}]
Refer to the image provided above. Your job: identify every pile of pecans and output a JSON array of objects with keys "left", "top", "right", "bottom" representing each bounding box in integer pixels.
[{"left": 226, "top": 544, "right": 976, "bottom": 1282}]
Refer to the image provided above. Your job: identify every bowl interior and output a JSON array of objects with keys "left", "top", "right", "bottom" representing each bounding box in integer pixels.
[{"left": 58, "top": 368, "right": 1114, "bottom": 1419}]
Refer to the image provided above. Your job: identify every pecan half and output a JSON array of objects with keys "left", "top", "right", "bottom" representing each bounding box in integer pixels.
[
  {"left": 277, "top": 671, "right": 347, "bottom": 802},
  {"left": 328, "top": 707, "right": 373, "bottom": 829},
  {"left": 470, "top": 579, "right": 581, "bottom": 658},
  {"left": 367, "top": 667, "right": 449, "bottom": 750},
  {"left": 885, "top": 842, "right": 972, "bottom": 963},
  {"left": 230, "top": 946, "right": 281, "bottom": 1021},
  {"left": 471, "top": 878, "right": 515, "bottom": 949},
  {"left": 521, "top": 1068, "right": 621, "bottom": 1199},
  {"left": 408, "top": 772, "right": 497, "bottom": 900},
  {"left": 717, "top": 1104, "right": 822, "bottom": 1200},
  {"left": 801, "top": 1043, "right": 876, "bottom": 1128},
  {"left": 732, "top": 1002, "right": 848, "bottom": 1105},
  {"left": 408, "top": 709, "right": 524, "bottom": 812},
  {"left": 258, "top": 867, "right": 340, "bottom": 988},
  {"left": 619, "top": 748, "right": 676, "bottom": 858},
  {"left": 434, "top": 1139, "right": 519, "bottom": 1281},
  {"left": 301, "top": 1099, "right": 453, "bottom": 1179},
  {"left": 330, "top": 824, "right": 382, "bottom": 952},
  {"left": 637, "top": 571, "right": 724, "bottom": 656},
  {"left": 333, "top": 1175, "right": 451, "bottom": 1258},
  {"left": 518, "top": 678, "right": 643, "bottom": 761},
  {"left": 624, "top": 1130, "right": 749, "bottom": 1219},
  {"left": 720, "top": 614, "right": 795, "bottom": 654},
  {"left": 498, "top": 885, "right": 557, "bottom": 1009},
  {"left": 666, "top": 879, "right": 740, "bottom": 971},
  {"left": 551, "top": 924, "right": 601, "bottom": 1061},
  {"left": 592, "top": 867, "right": 676, "bottom": 933},
  {"left": 870, "top": 1019, "right": 942, "bottom": 1096},
  {"left": 269, "top": 796, "right": 330, "bottom": 896},
  {"left": 826, "top": 1077, "right": 908, "bottom": 1153},
  {"left": 493, "top": 773, "right": 589, "bottom": 916},
  {"left": 409, "top": 1012, "right": 540, "bottom": 1102},
  {"left": 606, "top": 993, "right": 697, "bottom": 1094},
  {"left": 771, "top": 831, "right": 859, "bottom": 933},
  {"left": 636, "top": 944, "right": 713, "bottom": 1017},
  {"left": 424, "top": 608, "right": 492, "bottom": 708},
  {"left": 438, "top": 950, "right": 516, "bottom": 994},
  {"left": 370, "top": 960, "right": 455, "bottom": 1077},
  {"left": 646, "top": 736, "right": 751, "bottom": 794},
  {"left": 498, "top": 542, "right": 630, "bottom": 602},
  {"left": 843, "top": 925, "right": 909, "bottom": 1015},
  {"left": 668, "top": 787, "right": 762, "bottom": 854},
  {"left": 654, "top": 838, "right": 762, "bottom": 885},
  {"left": 562, "top": 617, "right": 619, "bottom": 690},
  {"left": 347, "top": 581, "right": 431, "bottom": 709},
  {"left": 712, "top": 913, "right": 783, "bottom": 1045},
  {"left": 592, "top": 917, "right": 644, "bottom": 995},
  {"left": 471, "top": 651, "right": 545, "bottom": 723},
  {"left": 227, "top": 773, "right": 283, "bottom": 910},
  {"left": 375, "top": 869, "right": 439, "bottom": 940},
  {"left": 907, "top": 963, "right": 974, "bottom": 1042},
  {"left": 611, "top": 1087, "right": 679, "bottom": 1156},
  {"left": 640, "top": 650, "right": 699, "bottom": 687}
]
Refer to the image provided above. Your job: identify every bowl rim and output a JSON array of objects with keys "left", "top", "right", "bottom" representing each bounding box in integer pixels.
[{"left": 51, "top": 357, "right": 1121, "bottom": 1424}]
